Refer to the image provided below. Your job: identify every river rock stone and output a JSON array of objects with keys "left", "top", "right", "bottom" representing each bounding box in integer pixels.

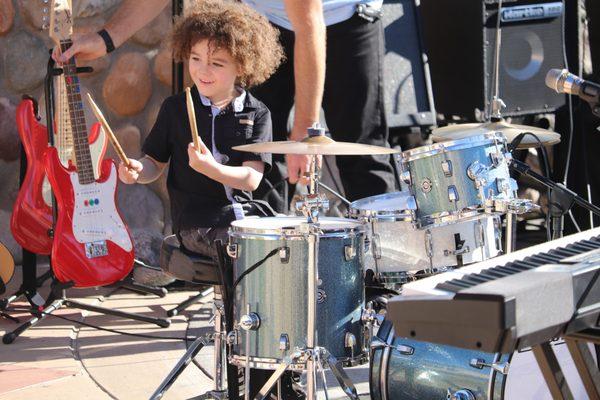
[
  {"left": 0, "top": 98, "right": 20, "bottom": 162},
  {"left": 0, "top": 0, "right": 15, "bottom": 35},
  {"left": 117, "top": 182, "right": 164, "bottom": 232},
  {"left": 107, "top": 124, "right": 142, "bottom": 161},
  {"left": 4, "top": 31, "right": 47, "bottom": 92},
  {"left": 103, "top": 52, "right": 152, "bottom": 116},
  {"left": 130, "top": 228, "right": 175, "bottom": 287},
  {"left": 73, "top": 0, "right": 120, "bottom": 19},
  {"left": 153, "top": 47, "right": 172, "bottom": 87}
]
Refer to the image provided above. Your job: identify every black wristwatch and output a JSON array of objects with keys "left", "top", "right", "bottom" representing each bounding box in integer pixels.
[{"left": 97, "top": 28, "right": 115, "bottom": 53}]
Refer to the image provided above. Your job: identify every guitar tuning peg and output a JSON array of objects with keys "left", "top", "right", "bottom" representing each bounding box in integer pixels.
[
  {"left": 43, "top": 0, "right": 50, "bottom": 3},
  {"left": 43, "top": 7, "right": 48, "bottom": 14},
  {"left": 42, "top": 23, "right": 50, "bottom": 30}
]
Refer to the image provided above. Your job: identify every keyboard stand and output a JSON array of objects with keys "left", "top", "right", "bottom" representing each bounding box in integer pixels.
[
  {"left": 566, "top": 329, "right": 600, "bottom": 400},
  {"left": 532, "top": 342, "right": 575, "bottom": 400}
]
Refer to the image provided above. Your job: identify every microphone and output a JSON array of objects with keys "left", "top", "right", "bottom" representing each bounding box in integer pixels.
[{"left": 545, "top": 68, "right": 600, "bottom": 104}]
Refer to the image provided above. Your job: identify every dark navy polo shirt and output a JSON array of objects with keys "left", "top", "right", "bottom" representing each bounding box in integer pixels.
[{"left": 142, "top": 86, "right": 272, "bottom": 232}]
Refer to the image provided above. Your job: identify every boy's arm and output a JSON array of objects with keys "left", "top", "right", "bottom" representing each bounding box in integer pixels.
[
  {"left": 119, "top": 155, "right": 167, "bottom": 185},
  {"left": 187, "top": 143, "right": 264, "bottom": 192}
]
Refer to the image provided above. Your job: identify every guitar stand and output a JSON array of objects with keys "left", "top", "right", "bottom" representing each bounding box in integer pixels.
[{"left": 2, "top": 278, "right": 171, "bottom": 345}]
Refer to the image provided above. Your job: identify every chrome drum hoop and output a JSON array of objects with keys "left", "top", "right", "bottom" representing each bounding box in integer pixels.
[
  {"left": 229, "top": 353, "right": 369, "bottom": 371},
  {"left": 229, "top": 216, "right": 365, "bottom": 239},
  {"left": 401, "top": 132, "right": 508, "bottom": 162}
]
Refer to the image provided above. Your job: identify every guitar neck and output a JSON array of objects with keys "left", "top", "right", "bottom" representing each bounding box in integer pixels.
[{"left": 59, "top": 39, "right": 94, "bottom": 185}]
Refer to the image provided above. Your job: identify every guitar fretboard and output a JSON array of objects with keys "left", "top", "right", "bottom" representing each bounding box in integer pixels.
[{"left": 60, "top": 40, "right": 94, "bottom": 185}]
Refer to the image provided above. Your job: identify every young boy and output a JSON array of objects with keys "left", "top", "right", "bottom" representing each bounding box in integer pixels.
[{"left": 118, "top": 1, "right": 283, "bottom": 261}]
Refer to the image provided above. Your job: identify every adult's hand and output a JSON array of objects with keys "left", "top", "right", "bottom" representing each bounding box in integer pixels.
[{"left": 52, "top": 32, "right": 107, "bottom": 63}]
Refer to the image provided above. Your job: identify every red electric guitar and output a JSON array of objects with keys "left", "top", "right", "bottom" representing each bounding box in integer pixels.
[
  {"left": 10, "top": 9, "right": 107, "bottom": 255},
  {"left": 44, "top": 0, "right": 134, "bottom": 287}
]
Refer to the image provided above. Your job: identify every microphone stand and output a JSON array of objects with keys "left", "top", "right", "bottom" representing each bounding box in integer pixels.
[{"left": 510, "top": 159, "right": 600, "bottom": 239}]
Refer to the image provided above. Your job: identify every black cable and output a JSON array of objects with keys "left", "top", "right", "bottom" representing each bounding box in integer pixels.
[
  {"left": 510, "top": 132, "right": 552, "bottom": 241},
  {"left": 7, "top": 306, "right": 196, "bottom": 342},
  {"left": 232, "top": 247, "right": 285, "bottom": 290}
]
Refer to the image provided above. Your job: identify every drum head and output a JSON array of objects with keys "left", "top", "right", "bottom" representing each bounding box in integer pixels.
[
  {"left": 349, "top": 191, "right": 416, "bottom": 220},
  {"left": 230, "top": 216, "right": 363, "bottom": 236}
]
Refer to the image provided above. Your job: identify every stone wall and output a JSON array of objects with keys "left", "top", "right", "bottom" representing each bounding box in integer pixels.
[{"left": 0, "top": 0, "right": 174, "bottom": 265}]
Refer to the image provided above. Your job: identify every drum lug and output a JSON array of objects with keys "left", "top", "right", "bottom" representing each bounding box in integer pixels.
[
  {"left": 441, "top": 160, "right": 453, "bottom": 177},
  {"left": 467, "top": 161, "right": 488, "bottom": 182},
  {"left": 279, "top": 246, "right": 290, "bottom": 263},
  {"left": 425, "top": 230, "right": 433, "bottom": 260},
  {"left": 448, "top": 185, "right": 459, "bottom": 202},
  {"left": 469, "top": 358, "right": 510, "bottom": 374},
  {"left": 372, "top": 233, "right": 381, "bottom": 260},
  {"left": 226, "top": 243, "right": 239, "bottom": 259},
  {"left": 344, "top": 332, "right": 356, "bottom": 359},
  {"left": 489, "top": 151, "right": 504, "bottom": 167},
  {"left": 279, "top": 333, "right": 290, "bottom": 351},
  {"left": 447, "top": 388, "right": 476, "bottom": 400},
  {"left": 226, "top": 330, "right": 239, "bottom": 345},
  {"left": 239, "top": 312, "right": 261, "bottom": 331},
  {"left": 400, "top": 169, "right": 412, "bottom": 185},
  {"left": 344, "top": 244, "right": 356, "bottom": 261}
]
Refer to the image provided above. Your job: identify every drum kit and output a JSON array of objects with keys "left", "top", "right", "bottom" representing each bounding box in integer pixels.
[{"left": 221, "top": 119, "right": 559, "bottom": 399}]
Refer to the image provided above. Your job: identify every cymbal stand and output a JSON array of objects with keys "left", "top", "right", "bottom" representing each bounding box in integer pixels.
[{"left": 489, "top": 0, "right": 506, "bottom": 122}]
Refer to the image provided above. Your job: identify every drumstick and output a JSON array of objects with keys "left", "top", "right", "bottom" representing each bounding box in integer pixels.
[
  {"left": 86, "top": 93, "right": 131, "bottom": 168},
  {"left": 185, "top": 87, "right": 202, "bottom": 150}
]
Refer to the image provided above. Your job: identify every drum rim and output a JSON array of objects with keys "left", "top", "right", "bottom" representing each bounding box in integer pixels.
[
  {"left": 229, "top": 353, "right": 369, "bottom": 370},
  {"left": 401, "top": 132, "right": 507, "bottom": 162},
  {"left": 348, "top": 191, "right": 417, "bottom": 219},
  {"left": 229, "top": 216, "right": 365, "bottom": 237}
]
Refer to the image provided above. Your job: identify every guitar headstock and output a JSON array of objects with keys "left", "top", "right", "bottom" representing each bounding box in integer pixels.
[{"left": 48, "top": 0, "right": 73, "bottom": 45}]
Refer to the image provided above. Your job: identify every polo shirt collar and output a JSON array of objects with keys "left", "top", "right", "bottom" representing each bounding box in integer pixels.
[{"left": 198, "top": 87, "right": 246, "bottom": 112}]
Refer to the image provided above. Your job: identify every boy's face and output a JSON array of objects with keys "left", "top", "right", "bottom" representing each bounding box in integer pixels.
[{"left": 189, "top": 39, "right": 240, "bottom": 104}]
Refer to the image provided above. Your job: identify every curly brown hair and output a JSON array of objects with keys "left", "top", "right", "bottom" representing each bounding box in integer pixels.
[{"left": 170, "top": 0, "right": 284, "bottom": 88}]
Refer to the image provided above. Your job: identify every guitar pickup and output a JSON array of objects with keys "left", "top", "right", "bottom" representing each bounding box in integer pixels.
[{"left": 85, "top": 240, "right": 108, "bottom": 259}]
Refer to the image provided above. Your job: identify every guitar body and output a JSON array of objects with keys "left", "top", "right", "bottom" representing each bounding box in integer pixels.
[
  {"left": 10, "top": 99, "right": 54, "bottom": 254},
  {"left": 44, "top": 147, "right": 134, "bottom": 287},
  {"left": 11, "top": 98, "right": 108, "bottom": 255},
  {"left": 42, "top": 122, "right": 107, "bottom": 207}
]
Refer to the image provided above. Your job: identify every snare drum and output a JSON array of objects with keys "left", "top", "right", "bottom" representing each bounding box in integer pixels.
[
  {"left": 371, "top": 319, "right": 593, "bottom": 400},
  {"left": 350, "top": 192, "right": 502, "bottom": 289},
  {"left": 228, "top": 216, "right": 367, "bottom": 369},
  {"left": 401, "top": 133, "right": 516, "bottom": 226}
]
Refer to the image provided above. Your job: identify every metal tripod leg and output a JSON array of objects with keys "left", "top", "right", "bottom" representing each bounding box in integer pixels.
[
  {"left": 253, "top": 357, "right": 296, "bottom": 400},
  {"left": 149, "top": 335, "right": 209, "bottom": 400},
  {"left": 325, "top": 351, "right": 360, "bottom": 400}
]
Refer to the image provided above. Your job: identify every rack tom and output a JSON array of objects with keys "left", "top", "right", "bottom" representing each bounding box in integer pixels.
[{"left": 400, "top": 133, "right": 516, "bottom": 226}]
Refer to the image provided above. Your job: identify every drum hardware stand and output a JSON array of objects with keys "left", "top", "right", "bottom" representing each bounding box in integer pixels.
[
  {"left": 150, "top": 289, "right": 228, "bottom": 400},
  {"left": 531, "top": 343, "right": 575, "bottom": 400},
  {"left": 510, "top": 158, "right": 600, "bottom": 239},
  {"left": 564, "top": 329, "right": 600, "bottom": 400}
]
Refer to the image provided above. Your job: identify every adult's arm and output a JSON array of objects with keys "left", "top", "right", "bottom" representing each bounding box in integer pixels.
[
  {"left": 282, "top": 0, "right": 326, "bottom": 184},
  {"left": 56, "top": 0, "right": 170, "bottom": 62}
]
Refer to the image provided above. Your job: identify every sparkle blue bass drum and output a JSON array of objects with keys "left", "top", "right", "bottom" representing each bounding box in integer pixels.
[{"left": 371, "top": 319, "right": 592, "bottom": 399}]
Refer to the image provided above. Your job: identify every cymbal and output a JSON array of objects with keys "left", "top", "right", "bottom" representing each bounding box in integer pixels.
[
  {"left": 232, "top": 135, "right": 400, "bottom": 155},
  {"left": 431, "top": 120, "right": 561, "bottom": 149}
]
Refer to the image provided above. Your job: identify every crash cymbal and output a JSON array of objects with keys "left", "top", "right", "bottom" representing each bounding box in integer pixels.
[
  {"left": 431, "top": 120, "right": 561, "bottom": 149},
  {"left": 233, "top": 135, "right": 400, "bottom": 155}
]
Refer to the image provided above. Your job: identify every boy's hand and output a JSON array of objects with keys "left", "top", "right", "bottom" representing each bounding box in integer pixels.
[
  {"left": 118, "top": 159, "right": 143, "bottom": 184},
  {"left": 188, "top": 142, "right": 217, "bottom": 174}
]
